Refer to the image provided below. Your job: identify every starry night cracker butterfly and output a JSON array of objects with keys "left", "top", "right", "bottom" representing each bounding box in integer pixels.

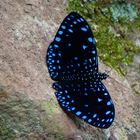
[{"left": 46, "top": 12, "right": 115, "bottom": 129}]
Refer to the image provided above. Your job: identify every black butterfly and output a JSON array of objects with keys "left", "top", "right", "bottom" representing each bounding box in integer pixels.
[{"left": 46, "top": 12, "right": 115, "bottom": 129}]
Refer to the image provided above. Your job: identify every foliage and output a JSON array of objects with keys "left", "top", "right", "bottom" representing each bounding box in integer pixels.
[{"left": 68, "top": 0, "right": 140, "bottom": 75}]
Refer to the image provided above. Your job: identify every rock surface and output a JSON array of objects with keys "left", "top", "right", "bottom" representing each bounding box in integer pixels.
[{"left": 0, "top": 0, "right": 140, "bottom": 140}]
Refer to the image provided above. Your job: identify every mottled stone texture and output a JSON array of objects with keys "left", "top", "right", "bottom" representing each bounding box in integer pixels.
[{"left": 0, "top": 0, "right": 139, "bottom": 140}]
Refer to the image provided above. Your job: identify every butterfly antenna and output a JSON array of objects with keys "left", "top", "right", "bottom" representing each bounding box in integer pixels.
[{"left": 105, "top": 68, "right": 113, "bottom": 75}]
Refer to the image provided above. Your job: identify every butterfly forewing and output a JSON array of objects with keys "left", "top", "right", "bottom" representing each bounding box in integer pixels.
[{"left": 47, "top": 12, "right": 98, "bottom": 81}]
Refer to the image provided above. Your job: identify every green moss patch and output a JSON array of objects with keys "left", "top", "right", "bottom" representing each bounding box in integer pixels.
[
  {"left": 40, "top": 100, "right": 69, "bottom": 140},
  {"left": 68, "top": 0, "right": 140, "bottom": 75},
  {"left": 0, "top": 88, "right": 43, "bottom": 139},
  {"left": 0, "top": 86, "right": 67, "bottom": 140}
]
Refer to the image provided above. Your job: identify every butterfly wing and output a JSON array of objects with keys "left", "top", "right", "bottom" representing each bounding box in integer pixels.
[
  {"left": 53, "top": 81, "right": 115, "bottom": 129},
  {"left": 47, "top": 12, "right": 98, "bottom": 81}
]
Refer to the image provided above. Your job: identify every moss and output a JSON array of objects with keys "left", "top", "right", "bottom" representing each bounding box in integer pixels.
[
  {"left": 0, "top": 91, "right": 43, "bottom": 140},
  {"left": 68, "top": 0, "right": 140, "bottom": 75},
  {"left": 40, "top": 100, "right": 67, "bottom": 140},
  {"left": 0, "top": 86, "right": 68, "bottom": 140},
  {"left": 40, "top": 100, "right": 61, "bottom": 130}
]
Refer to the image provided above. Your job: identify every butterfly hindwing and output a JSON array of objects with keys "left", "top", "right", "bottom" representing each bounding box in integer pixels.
[
  {"left": 53, "top": 81, "right": 115, "bottom": 129},
  {"left": 47, "top": 12, "right": 98, "bottom": 81}
]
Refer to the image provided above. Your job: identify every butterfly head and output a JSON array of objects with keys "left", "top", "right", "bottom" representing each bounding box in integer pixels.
[
  {"left": 100, "top": 72, "right": 109, "bottom": 80},
  {"left": 92, "top": 72, "right": 109, "bottom": 81}
]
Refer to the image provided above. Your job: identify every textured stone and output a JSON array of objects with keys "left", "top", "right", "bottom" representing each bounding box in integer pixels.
[{"left": 0, "top": 0, "right": 140, "bottom": 140}]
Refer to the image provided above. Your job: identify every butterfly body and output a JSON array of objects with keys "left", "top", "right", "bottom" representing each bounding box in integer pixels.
[{"left": 46, "top": 12, "right": 115, "bottom": 129}]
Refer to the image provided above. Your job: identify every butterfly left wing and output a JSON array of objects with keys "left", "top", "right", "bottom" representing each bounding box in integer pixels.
[
  {"left": 46, "top": 12, "right": 98, "bottom": 81},
  {"left": 53, "top": 81, "right": 115, "bottom": 129}
]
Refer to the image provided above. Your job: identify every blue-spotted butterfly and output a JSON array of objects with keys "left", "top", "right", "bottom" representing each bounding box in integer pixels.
[{"left": 46, "top": 12, "right": 115, "bottom": 129}]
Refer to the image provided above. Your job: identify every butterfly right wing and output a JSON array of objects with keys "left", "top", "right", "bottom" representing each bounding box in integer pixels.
[
  {"left": 46, "top": 12, "right": 98, "bottom": 81},
  {"left": 53, "top": 81, "right": 115, "bottom": 129}
]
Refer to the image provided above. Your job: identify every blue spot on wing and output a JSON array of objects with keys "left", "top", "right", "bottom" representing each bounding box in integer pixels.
[
  {"left": 82, "top": 45, "right": 88, "bottom": 50},
  {"left": 58, "top": 31, "right": 63, "bottom": 35},
  {"left": 55, "top": 37, "right": 61, "bottom": 42},
  {"left": 92, "top": 50, "right": 96, "bottom": 54},
  {"left": 61, "top": 25, "right": 66, "bottom": 29},
  {"left": 81, "top": 27, "right": 87, "bottom": 32},
  {"left": 107, "top": 101, "right": 112, "bottom": 106},
  {"left": 76, "top": 111, "right": 82, "bottom": 116},
  {"left": 93, "top": 114, "right": 97, "bottom": 118},
  {"left": 54, "top": 44, "right": 59, "bottom": 49},
  {"left": 88, "top": 37, "right": 93, "bottom": 43},
  {"left": 106, "top": 111, "right": 111, "bottom": 115},
  {"left": 71, "top": 107, "right": 76, "bottom": 110},
  {"left": 68, "top": 29, "right": 73, "bottom": 33},
  {"left": 88, "top": 119, "right": 92, "bottom": 123},
  {"left": 82, "top": 116, "right": 87, "bottom": 119}
]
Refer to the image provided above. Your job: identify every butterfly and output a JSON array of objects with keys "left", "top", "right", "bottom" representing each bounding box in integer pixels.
[{"left": 46, "top": 12, "right": 115, "bottom": 129}]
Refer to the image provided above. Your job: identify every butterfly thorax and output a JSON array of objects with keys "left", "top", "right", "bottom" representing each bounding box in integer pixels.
[{"left": 59, "top": 72, "right": 109, "bottom": 82}]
